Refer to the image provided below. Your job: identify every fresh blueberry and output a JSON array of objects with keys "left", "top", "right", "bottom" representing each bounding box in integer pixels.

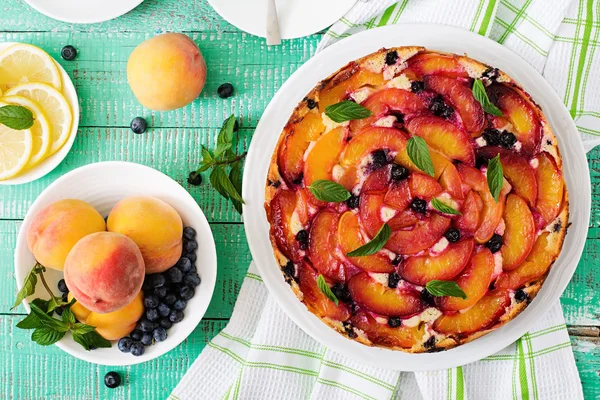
[
  {"left": 306, "top": 98, "right": 317, "bottom": 109},
  {"left": 388, "top": 272, "right": 401, "bottom": 289},
  {"left": 485, "top": 234, "right": 503, "bottom": 253},
  {"left": 130, "top": 342, "right": 145, "bottom": 356},
  {"left": 482, "top": 128, "right": 501, "bottom": 146},
  {"left": 183, "top": 226, "right": 196, "bottom": 240},
  {"left": 163, "top": 293, "right": 177, "bottom": 306},
  {"left": 183, "top": 272, "right": 201, "bottom": 287},
  {"left": 158, "top": 303, "right": 171, "bottom": 318},
  {"left": 173, "top": 299, "right": 187, "bottom": 311},
  {"left": 295, "top": 230, "right": 308, "bottom": 244},
  {"left": 146, "top": 309, "right": 159, "bottom": 322},
  {"left": 61, "top": 292, "right": 68, "bottom": 302},
  {"left": 499, "top": 132, "right": 517, "bottom": 149},
  {"left": 475, "top": 155, "right": 488, "bottom": 169},
  {"left": 159, "top": 318, "right": 173, "bottom": 329},
  {"left": 385, "top": 51, "right": 399, "bottom": 66},
  {"left": 153, "top": 327, "right": 168, "bottom": 342},
  {"left": 430, "top": 96, "right": 454, "bottom": 118},
  {"left": 346, "top": 195, "right": 360, "bottom": 209},
  {"left": 143, "top": 295, "right": 159, "bottom": 309},
  {"left": 482, "top": 67, "right": 499, "bottom": 81},
  {"left": 153, "top": 286, "right": 168, "bottom": 298},
  {"left": 515, "top": 288, "right": 529, "bottom": 303},
  {"left": 104, "top": 372, "right": 121, "bottom": 389},
  {"left": 388, "top": 317, "right": 401, "bottom": 328},
  {"left": 175, "top": 257, "right": 192, "bottom": 273},
  {"left": 144, "top": 274, "right": 166, "bottom": 290},
  {"left": 410, "top": 81, "right": 425, "bottom": 93},
  {"left": 57, "top": 279, "right": 68, "bottom": 293},
  {"left": 141, "top": 333, "right": 153, "bottom": 346},
  {"left": 187, "top": 171, "right": 203, "bottom": 186},
  {"left": 139, "top": 318, "right": 155, "bottom": 333},
  {"left": 217, "top": 83, "right": 235, "bottom": 99},
  {"left": 130, "top": 117, "right": 147, "bottom": 134},
  {"left": 118, "top": 337, "right": 133, "bottom": 353},
  {"left": 130, "top": 329, "right": 143, "bottom": 341},
  {"left": 420, "top": 289, "right": 436, "bottom": 306},
  {"left": 166, "top": 267, "right": 183, "bottom": 284},
  {"left": 410, "top": 198, "right": 428, "bottom": 214},
  {"left": 169, "top": 310, "right": 184, "bottom": 323},
  {"left": 185, "top": 252, "right": 197, "bottom": 262},
  {"left": 184, "top": 240, "right": 198, "bottom": 253},
  {"left": 282, "top": 261, "right": 295, "bottom": 279},
  {"left": 390, "top": 164, "right": 409, "bottom": 181},
  {"left": 179, "top": 286, "right": 195, "bottom": 301},
  {"left": 371, "top": 150, "right": 388, "bottom": 169},
  {"left": 61, "top": 45, "right": 77, "bottom": 61},
  {"left": 444, "top": 228, "right": 461, "bottom": 243},
  {"left": 423, "top": 336, "right": 436, "bottom": 350}
]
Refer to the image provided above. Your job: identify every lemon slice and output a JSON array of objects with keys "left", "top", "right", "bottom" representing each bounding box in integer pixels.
[
  {"left": 0, "top": 122, "right": 32, "bottom": 180},
  {"left": 4, "top": 83, "right": 72, "bottom": 154},
  {"left": 2, "top": 95, "right": 51, "bottom": 169},
  {"left": 0, "top": 44, "right": 62, "bottom": 92}
]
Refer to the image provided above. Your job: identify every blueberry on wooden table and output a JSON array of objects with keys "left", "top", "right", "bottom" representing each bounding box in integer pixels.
[
  {"left": 187, "top": 171, "right": 203, "bottom": 186},
  {"left": 118, "top": 337, "right": 133, "bottom": 353},
  {"left": 130, "top": 117, "right": 147, "bottom": 134},
  {"left": 61, "top": 45, "right": 77, "bottom": 61},
  {"left": 104, "top": 372, "right": 121, "bottom": 388},
  {"left": 217, "top": 83, "right": 234, "bottom": 99},
  {"left": 130, "top": 342, "right": 145, "bottom": 357}
]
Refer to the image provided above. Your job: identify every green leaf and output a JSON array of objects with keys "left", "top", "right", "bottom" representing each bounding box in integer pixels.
[
  {"left": 472, "top": 80, "right": 503, "bottom": 116},
  {"left": 71, "top": 323, "right": 97, "bottom": 335},
  {"left": 29, "top": 303, "right": 69, "bottom": 332},
  {"left": 201, "top": 145, "right": 214, "bottom": 163},
  {"left": 426, "top": 280, "right": 467, "bottom": 299},
  {"left": 316, "top": 274, "right": 338, "bottom": 306},
  {"left": 30, "top": 298, "right": 50, "bottom": 313},
  {"left": 12, "top": 263, "right": 44, "bottom": 309},
  {"left": 72, "top": 331, "right": 111, "bottom": 351},
  {"left": 431, "top": 198, "right": 462, "bottom": 215},
  {"left": 487, "top": 154, "right": 504, "bottom": 202},
  {"left": 325, "top": 101, "right": 372, "bottom": 123},
  {"left": 229, "top": 160, "right": 243, "bottom": 215},
  {"left": 0, "top": 105, "right": 35, "bottom": 130},
  {"left": 16, "top": 313, "right": 43, "bottom": 330},
  {"left": 407, "top": 136, "right": 434, "bottom": 177},
  {"left": 61, "top": 307, "right": 76, "bottom": 325},
  {"left": 47, "top": 296, "right": 68, "bottom": 313},
  {"left": 214, "top": 115, "right": 236, "bottom": 158},
  {"left": 32, "top": 327, "right": 65, "bottom": 346},
  {"left": 211, "top": 166, "right": 244, "bottom": 204},
  {"left": 308, "top": 180, "right": 351, "bottom": 202},
  {"left": 346, "top": 223, "right": 392, "bottom": 257}
]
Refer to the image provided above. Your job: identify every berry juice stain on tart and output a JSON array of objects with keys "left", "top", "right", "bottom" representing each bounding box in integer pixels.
[{"left": 264, "top": 47, "right": 568, "bottom": 353}]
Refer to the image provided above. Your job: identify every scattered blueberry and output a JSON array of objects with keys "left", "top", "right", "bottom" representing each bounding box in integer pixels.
[
  {"left": 390, "top": 164, "right": 409, "bottom": 181},
  {"left": 515, "top": 289, "right": 529, "bottom": 303},
  {"left": 104, "top": 372, "right": 121, "bottom": 389},
  {"left": 130, "top": 329, "right": 143, "bottom": 341},
  {"left": 185, "top": 252, "right": 197, "bottom": 262},
  {"left": 130, "top": 342, "right": 145, "bottom": 357},
  {"left": 346, "top": 195, "right": 360, "bottom": 209},
  {"left": 499, "top": 132, "right": 517, "bottom": 149},
  {"left": 183, "top": 226, "right": 197, "bottom": 240},
  {"left": 388, "top": 272, "right": 401, "bottom": 289},
  {"left": 385, "top": 51, "right": 399, "bottom": 66},
  {"left": 158, "top": 303, "right": 171, "bottom": 318},
  {"left": 391, "top": 255, "right": 402, "bottom": 266},
  {"left": 444, "top": 228, "right": 461, "bottom": 243},
  {"left": 153, "top": 286, "right": 168, "bottom": 298},
  {"left": 188, "top": 171, "right": 203, "bottom": 186},
  {"left": 61, "top": 292, "right": 68, "bottom": 302},
  {"left": 217, "top": 83, "right": 235, "bottom": 99},
  {"left": 173, "top": 299, "right": 187, "bottom": 311},
  {"left": 371, "top": 150, "right": 388, "bottom": 169},
  {"left": 143, "top": 295, "right": 159, "bottom": 309},
  {"left": 410, "top": 198, "right": 428, "bottom": 214},
  {"left": 163, "top": 293, "right": 177, "bottom": 306},
  {"left": 146, "top": 308, "right": 159, "bottom": 322},
  {"left": 482, "top": 67, "right": 499, "bottom": 81},
  {"left": 57, "top": 279, "right": 68, "bottom": 293},
  {"left": 169, "top": 310, "right": 184, "bottom": 323},
  {"left": 141, "top": 333, "right": 153, "bottom": 346},
  {"left": 118, "top": 337, "right": 133, "bottom": 353},
  {"left": 184, "top": 240, "right": 198, "bottom": 253},
  {"left": 166, "top": 267, "right": 183, "bottom": 284},
  {"left": 485, "top": 234, "right": 503, "bottom": 253},
  {"left": 130, "top": 117, "right": 148, "bottom": 134},
  {"left": 420, "top": 289, "right": 436, "bottom": 306},
  {"left": 423, "top": 336, "right": 436, "bottom": 350},
  {"left": 159, "top": 318, "right": 173, "bottom": 329},
  {"left": 482, "top": 128, "right": 501, "bottom": 146},
  {"left": 295, "top": 229, "right": 308, "bottom": 243},
  {"left": 388, "top": 317, "right": 401, "bottom": 328},
  {"left": 180, "top": 286, "right": 195, "bottom": 301},
  {"left": 61, "top": 45, "right": 77, "bottom": 61},
  {"left": 331, "top": 283, "right": 352, "bottom": 304},
  {"left": 475, "top": 155, "right": 488, "bottom": 169},
  {"left": 153, "top": 327, "right": 168, "bottom": 342},
  {"left": 306, "top": 98, "right": 317, "bottom": 109},
  {"left": 282, "top": 261, "right": 295, "bottom": 279},
  {"left": 410, "top": 81, "right": 425, "bottom": 93},
  {"left": 176, "top": 257, "right": 192, "bottom": 273},
  {"left": 183, "top": 272, "right": 201, "bottom": 287},
  {"left": 139, "top": 318, "right": 155, "bottom": 333},
  {"left": 430, "top": 96, "right": 454, "bottom": 119}
]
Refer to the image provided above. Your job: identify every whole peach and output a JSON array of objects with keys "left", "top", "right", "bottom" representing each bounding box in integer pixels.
[
  {"left": 107, "top": 196, "right": 183, "bottom": 274},
  {"left": 64, "top": 232, "right": 145, "bottom": 314},
  {"left": 127, "top": 33, "right": 207, "bottom": 111},
  {"left": 26, "top": 199, "right": 106, "bottom": 271}
]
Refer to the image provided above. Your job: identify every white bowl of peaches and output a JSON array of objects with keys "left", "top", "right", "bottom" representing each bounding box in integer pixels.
[{"left": 13, "top": 161, "right": 217, "bottom": 365}]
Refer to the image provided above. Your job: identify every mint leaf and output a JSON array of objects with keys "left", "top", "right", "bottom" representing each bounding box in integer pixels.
[
  {"left": 487, "top": 154, "right": 503, "bottom": 202},
  {"left": 214, "top": 115, "right": 236, "bottom": 158},
  {"left": 0, "top": 105, "right": 34, "bottom": 130},
  {"left": 229, "top": 160, "right": 243, "bottom": 214},
  {"left": 346, "top": 223, "right": 392, "bottom": 257},
  {"left": 61, "top": 307, "right": 76, "bottom": 325},
  {"left": 16, "top": 313, "right": 43, "bottom": 330},
  {"left": 316, "top": 274, "right": 338, "bottom": 306},
  {"left": 71, "top": 323, "right": 97, "bottom": 335},
  {"left": 29, "top": 303, "right": 69, "bottom": 332},
  {"left": 308, "top": 180, "right": 351, "bottom": 202},
  {"left": 325, "top": 101, "right": 372, "bottom": 123},
  {"left": 12, "top": 263, "right": 44, "bottom": 309},
  {"left": 211, "top": 166, "right": 244, "bottom": 204},
  {"left": 472, "top": 80, "right": 503, "bottom": 116},
  {"left": 47, "top": 296, "right": 68, "bottom": 313},
  {"left": 72, "top": 331, "right": 111, "bottom": 351},
  {"left": 31, "top": 327, "right": 65, "bottom": 346},
  {"left": 431, "top": 198, "right": 462, "bottom": 215},
  {"left": 426, "top": 280, "right": 467, "bottom": 299},
  {"left": 407, "top": 136, "right": 434, "bottom": 177}
]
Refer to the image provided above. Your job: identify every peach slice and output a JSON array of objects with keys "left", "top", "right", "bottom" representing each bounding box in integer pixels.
[
  {"left": 438, "top": 248, "right": 495, "bottom": 311},
  {"left": 341, "top": 127, "right": 408, "bottom": 167},
  {"left": 304, "top": 127, "right": 346, "bottom": 187},
  {"left": 455, "top": 190, "right": 483, "bottom": 233},
  {"left": 349, "top": 88, "right": 426, "bottom": 132},
  {"left": 388, "top": 210, "right": 419, "bottom": 230},
  {"left": 385, "top": 214, "right": 451, "bottom": 254},
  {"left": 424, "top": 75, "right": 485, "bottom": 133},
  {"left": 495, "top": 232, "right": 555, "bottom": 290},
  {"left": 318, "top": 64, "right": 385, "bottom": 113},
  {"left": 396, "top": 148, "right": 453, "bottom": 180},
  {"left": 406, "top": 53, "right": 469, "bottom": 79},
  {"left": 406, "top": 116, "right": 475, "bottom": 165},
  {"left": 409, "top": 172, "right": 443, "bottom": 201},
  {"left": 502, "top": 194, "right": 536, "bottom": 271},
  {"left": 297, "top": 262, "right": 351, "bottom": 321},
  {"left": 339, "top": 165, "right": 360, "bottom": 192},
  {"left": 351, "top": 311, "right": 425, "bottom": 348},
  {"left": 308, "top": 210, "right": 345, "bottom": 281},
  {"left": 360, "top": 193, "right": 385, "bottom": 238},
  {"left": 338, "top": 212, "right": 394, "bottom": 273},
  {"left": 384, "top": 180, "right": 411, "bottom": 210},
  {"left": 269, "top": 190, "right": 302, "bottom": 263},
  {"left": 535, "top": 152, "right": 564, "bottom": 227},
  {"left": 278, "top": 111, "right": 325, "bottom": 185},
  {"left": 361, "top": 165, "right": 390, "bottom": 194},
  {"left": 434, "top": 290, "right": 510, "bottom": 335},
  {"left": 439, "top": 161, "right": 464, "bottom": 200},
  {"left": 486, "top": 84, "right": 542, "bottom": 154},
  {"left": 348, "top": 272, "right": 423, "bottom": 316},
  {"left": 399, "top": 240, "right": 474, "bottom": 285}
]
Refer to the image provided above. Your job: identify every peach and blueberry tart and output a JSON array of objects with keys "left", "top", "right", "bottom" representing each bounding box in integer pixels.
[{"left": 264, "top": 47, "right": 568, "bottom": 352}]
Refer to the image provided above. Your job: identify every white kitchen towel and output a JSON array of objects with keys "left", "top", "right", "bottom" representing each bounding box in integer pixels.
[{"left": 170, "top": 0, "right": 594, "bottom": 398}]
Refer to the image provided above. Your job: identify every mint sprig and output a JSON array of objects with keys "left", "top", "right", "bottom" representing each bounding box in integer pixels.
[
  {"left": 407, "top": 136, "right": 434, "bottom": 177},
  {"left": 325, "top": 101, "right": 372, "bottom": 123},
  {"left": 346, "top": 223, "right": 392, "bottom": 257},
  {"left": 308, "top": 180, "right": 351, "bottom": 202},
  {"left": 487, "top": 154, "right": 504, "bottom": 202},
  {"left": 317, "top": 274, "right": 338, "bottom": 306},
  {"left": 426, "top": 280, "right": 467, "bottom": 299},
  {"left": 0, "top": 105, "right": 35, "bottom": 130},
  {"left": 431, "top": 198, "right": 462, "bottom": 215},
  {"left": 472, "top": 79, "right": 503, "bottom": 116}
]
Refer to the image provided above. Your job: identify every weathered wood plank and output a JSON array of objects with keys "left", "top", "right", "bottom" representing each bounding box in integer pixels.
[{"left": 571, "top": 336, "right": 600, "bottom": 399}]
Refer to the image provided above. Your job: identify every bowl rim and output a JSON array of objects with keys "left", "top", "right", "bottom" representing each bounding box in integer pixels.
[{"left": 242, "top": 23, "right": 591, "bottom": 371}]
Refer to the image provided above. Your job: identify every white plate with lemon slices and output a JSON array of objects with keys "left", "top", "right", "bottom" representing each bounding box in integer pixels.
[{"left": 0, "top": 42, "right": 78, "bottom": 185}]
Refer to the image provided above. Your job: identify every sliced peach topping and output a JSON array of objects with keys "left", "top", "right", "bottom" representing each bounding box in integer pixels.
[
  {"left": 304, "top": 127, "right": 346, "bottom": 187},
  {"left": 385, "top": 214, "right": 451, "bottom": 254},
  {"left": 438, "top": 248, "right": 495, "bottom": 311},
  {"left": 348, "top": 272, "right": 423, "bottom": 316},
  {"left": 535, "top": 152, "right": 564, "bottom": 227},
  {"left": 388, "top": 209, "right": 420, "bottom": 230},
  {"left": 349, "top": 88, "right": 426, "bottom": 132},
  {"left": 408, "top": 172, "right": 443, "bottom": 201},
  {"left": 384, "top": 180, "right": 411, "bottom": 210},
  {"left": 308, "top": 210, "right": 345, "bottom": 281},
  {"left": 406, "top": 116, "right": 475, "bottom": 165},
  {"left": 400, "top": 240, "right": 474, "bottom": 285},
  {"left": 318, "top": 64, "right": 385, "bottom": 113},
  {"left": 395, "top": 148, "right": 451, "bottom": 179},
  {"left": 495, "top": 232, "right": 556, "bottom": 290},
  {"left": 341, "top": 127, "right": 407, "bottom": 167},
  {"left": 455, "top": 190, "right": 483, "bottom": 233},
  {"left": 338, "top": 212, "right": 394, "bottom": 273},
  {"left": 297, "top": 262, "right": 351, "bottom": 321},
  {"left": 277, "top": 111, "right": 325, "bottom": 185},
  {"left": 339, "top": 165, "right": 360, "bottom": 192},
  {"left": 351, "top": 311, "right": 425, "bottom": 348},
  {"left": 434, "top": 290, "right": 510, "bottom": 335},
  {"left": 424, "top": 75, "right": 485, "bottom": 133},
  {"left": 502, "top": 194, "right": 536, "bottom": 271},
  {"left": 406, "top": 53, "right": 469, "bottom": 79},
  {"left": 269, "top": 190, "right": 303, "bottom": 263},
  {"left": 361, "top": 165, "right": 390, "bottom": 193},
  {"left": 360, "top": 193, "right": 385, "bottom": 238}
]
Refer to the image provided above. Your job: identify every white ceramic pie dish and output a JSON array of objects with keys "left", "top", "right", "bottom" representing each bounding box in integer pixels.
[
  {"left": 242, "top": 24, "right": 591, "bottom": 371},
  {"left": 23, "top": 0, "right": 143, "bottom": 24},
  {"left": 14, "top": 161, "right": 217, "bottom": 366}
]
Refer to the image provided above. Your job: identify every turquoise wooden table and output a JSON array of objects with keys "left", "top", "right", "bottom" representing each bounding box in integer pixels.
[{"left": 0, "top": 1, "right": 598, "bottom": 398}]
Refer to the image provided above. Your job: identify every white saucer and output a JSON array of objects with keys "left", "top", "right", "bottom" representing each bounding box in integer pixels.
[
  {"left": 207, "top": 0, "right": 357, "bottom": 39},
  {"left": 24, "top": 0, "right": 144, "bottom": 24}
]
